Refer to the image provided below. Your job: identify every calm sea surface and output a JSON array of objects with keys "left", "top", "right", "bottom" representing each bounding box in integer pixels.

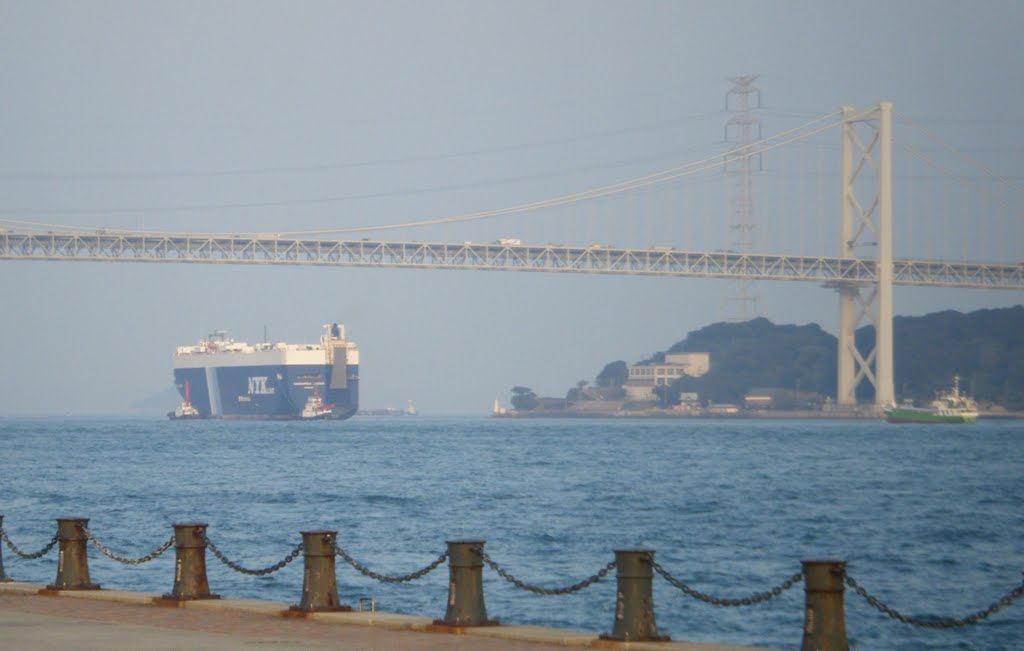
[{"left": 1, "top": 416, "right": 1022, "bottom": 650}]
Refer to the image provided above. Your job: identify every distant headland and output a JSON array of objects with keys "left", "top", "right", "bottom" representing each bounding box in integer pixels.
[{"left": 497, "top": 306, "right": 1024, "bottom": 418}]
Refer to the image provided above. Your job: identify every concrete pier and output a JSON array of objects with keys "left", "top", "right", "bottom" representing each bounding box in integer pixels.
[{"left": 1, "top": 581, "right": 779, "bottom": 651}]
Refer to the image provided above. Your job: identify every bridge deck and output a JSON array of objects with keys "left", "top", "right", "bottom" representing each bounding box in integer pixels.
[{"left": 1, "top": 230, "right": 1021, "bottom": 289}]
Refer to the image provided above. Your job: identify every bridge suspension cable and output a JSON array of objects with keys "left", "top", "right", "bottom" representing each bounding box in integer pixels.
[
  {"left": 896, "top": 112, "right": 1024, "bottom": 227},
  {"left": 1, "top": 108, "right": 857, "bottom": 239},
  {"left": 897, "top": 113, "right": 1024, "bottom": 195},
  {"left": 899, "top": 142, "right": 1023, "bottom": 220},
  {"left": 266, "top": 109, "right": 851, "bottom": 237}
]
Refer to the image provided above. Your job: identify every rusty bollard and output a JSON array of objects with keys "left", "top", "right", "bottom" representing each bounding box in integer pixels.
[
  {"left": 600, "top": 549, "right": 669, "bottom": 642},
  {"left": 436, "top": 540, "right": 494, "bottom": 627},
  {"left": 290, "top": 530, "right": 351, "bottom": 612},
  {"left": 801, "top": 560, "right": 849, "bottom": 651},
  {"left": 160, "top": 523, "right": 219, "bottom": 601},
  {"left": 0, "top": 515, "right": 10, "bottom": 582},
  {"left": 47, "top": 518, "right": 100, "bottom": 590}
]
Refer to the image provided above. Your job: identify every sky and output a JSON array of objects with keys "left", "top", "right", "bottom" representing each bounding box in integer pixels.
[{"left": 1, "top": 1, "right": 1022, "bottom": 415}]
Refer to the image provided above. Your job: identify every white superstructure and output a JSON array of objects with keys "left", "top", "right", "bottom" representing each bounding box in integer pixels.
[{"left": 173, "top": 325, "right": 360, "bottom": 369}]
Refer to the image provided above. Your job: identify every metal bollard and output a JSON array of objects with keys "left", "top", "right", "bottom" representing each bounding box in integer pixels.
[
  {"left": 0, "top": 515, "right": 10, "bottom": 582},
  {"left": 600, "top": 549, "right": 669, "bottom": 642},
  {"left": 801, "top": 560, "right": 849, "bottom": 651},
  {"left": 437, "top": 540, "right": 494, "bottom": 626},
  {"left": 47, "top": 518, "right": 100, "bottom": 590},
  {"left": 161, "top": 523, "right": 219, "bottom": 601},
  {"left": 290, "top": 530, "right": 351, "bottom": 612}
]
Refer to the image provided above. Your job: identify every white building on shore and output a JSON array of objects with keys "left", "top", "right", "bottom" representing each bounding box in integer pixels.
[{"left": 624, "top": 352, "right": 710, "bottom": 401}]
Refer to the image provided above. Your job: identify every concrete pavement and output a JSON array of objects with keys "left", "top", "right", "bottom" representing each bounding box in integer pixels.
[{"left": 0, "top": 582, "right": 779, "bottom": 651}]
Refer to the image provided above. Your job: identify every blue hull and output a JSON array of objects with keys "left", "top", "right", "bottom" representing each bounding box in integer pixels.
[{"left": 173, "top": 364, "right": 359, "bottom": 420}]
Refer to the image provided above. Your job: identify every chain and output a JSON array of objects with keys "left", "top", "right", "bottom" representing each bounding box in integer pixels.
[
  {"left": 0, "top": 525, "right": 59, "bottom": 559},
  {"left": 334, "top": 543, "right": 447, "bottom": 583},
  {"left": 652, "top": 559, "right": 803, "bottom": 607},
  {"left": 81, "top": 526, "right": 174, "bottom": 565},
  {"left": 202, "top": 532, "right": 303, "bottom": 576},
  {"left": 480, "top": 550, "right": 616, "bottom": 595},
  {"left": 845, "top": 573, "right": 1024, "bottom": 629}
]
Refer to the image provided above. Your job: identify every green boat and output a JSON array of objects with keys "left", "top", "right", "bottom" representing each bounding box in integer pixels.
[{"left": 884, "top": 376, "right": 978, "bottom": 424}]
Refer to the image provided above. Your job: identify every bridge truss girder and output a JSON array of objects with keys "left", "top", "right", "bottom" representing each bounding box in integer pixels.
[{"left": 2, "top": 231, "right": 1023, "bottom": 288}]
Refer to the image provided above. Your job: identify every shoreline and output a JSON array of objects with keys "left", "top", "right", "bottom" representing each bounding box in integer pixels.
[{"left": 494, "top": 409, "right": 1024, "bottom": 420}]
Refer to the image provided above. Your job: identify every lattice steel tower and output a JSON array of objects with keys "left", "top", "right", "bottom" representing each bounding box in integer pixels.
[{"left": 723, "top": 75, "right": 762, "bottom": 320}]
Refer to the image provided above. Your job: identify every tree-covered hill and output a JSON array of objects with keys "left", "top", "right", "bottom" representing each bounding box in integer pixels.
[
  {"left": 665, "top": 318, "right": 836, "bottom": 405},
  {"left": 858, "top": 305, "right": 1024, "bottom": 406},
  {"left": 643, "top": 305, "right": 1024, "bottom": 409}
]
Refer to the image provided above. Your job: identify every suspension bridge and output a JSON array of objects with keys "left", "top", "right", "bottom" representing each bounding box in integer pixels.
[{"left": 2, "top": 102, "right": 1022, "bottom": 411}]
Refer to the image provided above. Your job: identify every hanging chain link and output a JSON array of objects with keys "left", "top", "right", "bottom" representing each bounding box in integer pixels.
[
  {"left": 652, "top": 559, "right": 803, "bottom": 607},
  {"left": 80, "top": 525, "right": 174, "bottom": 565},
  {"left": 334, "top": 543, "right": 447, "bottom": 583},
  {"left": 479, "top": 550, "right": 616, "bottom": 595},
  {"left": 201, "top": 532, "right": 303, "bottom": 576},
  {"left": 0, "top": 525, "right": 59, "bottom": 560},
  {"left": 845, "top": 573, "right": 1024, "bottom": 629}
]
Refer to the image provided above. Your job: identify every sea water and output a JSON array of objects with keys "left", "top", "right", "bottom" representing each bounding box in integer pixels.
[{"left": 1, "top": 416, "right": 1021, "bottom": 650}]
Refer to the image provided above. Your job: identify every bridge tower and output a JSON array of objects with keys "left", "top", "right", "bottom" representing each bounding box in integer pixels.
[{"left": 836, "top": 102, "right": 894, "bottom": 410}]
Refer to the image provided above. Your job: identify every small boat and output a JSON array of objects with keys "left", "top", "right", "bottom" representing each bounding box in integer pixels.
[
  {"left": 300, "top": 389, "right": 334, "bottom": 420},
  {"left": 884, "top": 375, "right": 978, "bottom": 424},
  {"left": 168, "top": 380, "right": 203, "bottom": 420}
]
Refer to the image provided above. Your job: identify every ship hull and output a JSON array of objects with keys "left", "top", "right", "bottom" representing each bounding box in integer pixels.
[
  {"left": 172, "top": 363, "right": 358, "bottom": 421},
  {"left": 884, "top": 407, "right": 977, "bottom": 424}
]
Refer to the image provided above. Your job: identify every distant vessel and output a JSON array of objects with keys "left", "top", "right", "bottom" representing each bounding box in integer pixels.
[
  {"left": 169, "top": 323, "right": 359, "bottom": 420},
  {"left": 358, "top": 400, "right": 418, "bottom": 416},
  {"left": 884, "top": 376, "right": 978, "bottom": 424}
]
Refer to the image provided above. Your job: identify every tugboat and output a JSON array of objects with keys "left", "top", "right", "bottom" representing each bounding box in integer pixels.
[
  {"left": 884, "top": 375, "right": 979, "bottom": 424},
  {"left": 300, "top": 388, "right": 334, "bottom": 420},
  {"left": 168, "top": 380, "right": 202, "bottom": 420}
]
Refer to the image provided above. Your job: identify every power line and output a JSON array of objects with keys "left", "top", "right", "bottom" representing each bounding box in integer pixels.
[
  {"left": 0, "top": 112, "right": 724, "bottom": 182},
  {"left": 0, "top": 142, "right": 725, "bottom": 217}
]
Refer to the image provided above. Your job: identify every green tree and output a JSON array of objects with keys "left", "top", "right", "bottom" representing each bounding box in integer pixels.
[
  {"left": 653, "top": 384, "right": 672, "bottom": 407},
  {"left": 510, "top": 386, "right": 540, "bottom": 411},
  {"left": 595, "top": 361, "right": 628, "bottom": 388}
]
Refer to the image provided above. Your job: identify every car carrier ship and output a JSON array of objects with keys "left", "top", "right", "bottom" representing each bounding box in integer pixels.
[{"left": 169, "top": 323, "right": 359, "bottom": 420}]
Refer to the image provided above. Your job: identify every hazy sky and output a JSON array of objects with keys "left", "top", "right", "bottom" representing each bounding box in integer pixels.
[{"left": 2, "top": 1, "right": 1022, "bottom": 415}]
